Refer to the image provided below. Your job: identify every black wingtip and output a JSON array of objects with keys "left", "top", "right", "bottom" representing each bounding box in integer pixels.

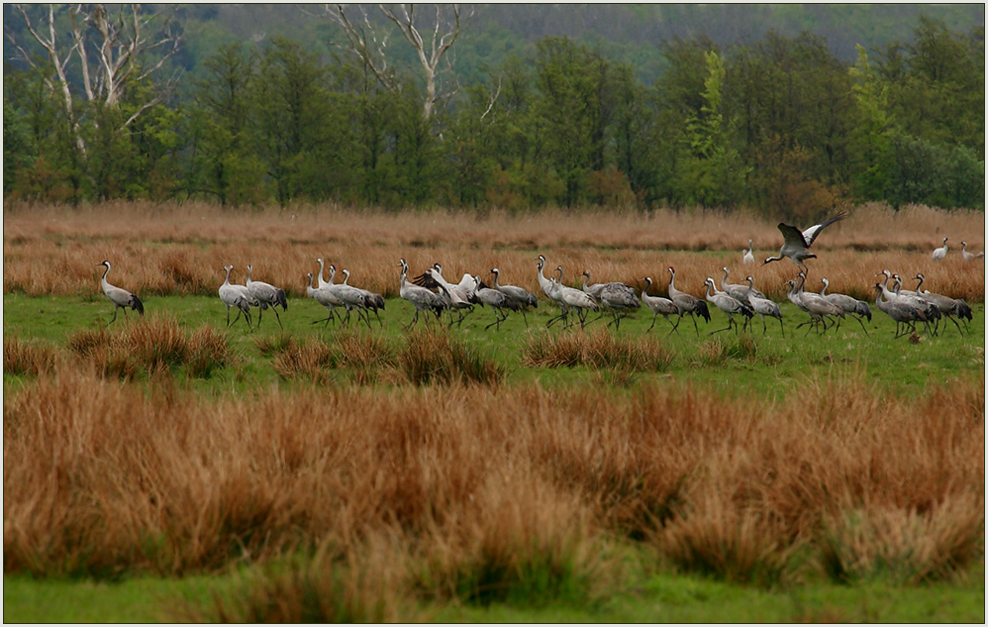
[{"left": 131, "top": 295, "right": 145, "bottom": 315}]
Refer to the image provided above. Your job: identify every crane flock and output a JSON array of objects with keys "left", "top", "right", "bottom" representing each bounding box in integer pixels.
[{"left": 93, "top": 220, "right": 978, "bottom": 341}]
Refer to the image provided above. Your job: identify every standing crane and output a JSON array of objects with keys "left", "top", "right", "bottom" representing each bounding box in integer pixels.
[
  {"left": 398, "top": 258, "right": 446, "bottom": 330},
  {"left": 703, "top": 277, "right": 753, "bottom": 334},
  {"left": 305, "top": 272, "right": 344, "bottom": 328},
  {"left": 720, "top": 266, "right": 763, "bottom": 306},
  {"left": 743, "top": 239, "right": 755, "bottom": 265},
  {"left": 98, "top": 260, "right": 144, "bottom": 324},
  {"left": 913, "top": 273, "right": 972, "bottom": 334},
  {"left": 744, "top": 276, "right": 784, "bottom": 337},
  {"left": 818, "top": 278, "right": 871, "bottom": 333},
  {"left": 471, "top": 276, "right": 520, "bottom": 331},
  {"left": 414, "top": 264, "right": 474, "bottom": 327},
  {"left": 324, "top": 265, "right": 372, "bottom": 328},
  {"left": 667, "top": 266, "right": 710, "bottom": 335},
  {"left": 550, "top": 266, "right": 598, "bottom": 329},
  {"left": 537, "top": 255, "right": 569, "bottom": 326},
  {"left": 640, "top": 277, "right": 679, "bottom": 334},
  {"left": 246, "top": 264, "right": 288, "bottom": 329},
  {"left": 764, "top": 211, "right": 847, "bottom": 271},
  {"left": 874, "top": 283, "right": 926, "bottom": 339},
  {"left": 581, "top": 270, "right": 639, "bottom": 329},
  {"left": 932, "top": 237, "right": 948, "bottom": 261},
  {"left": 342, "top": 269, "right": 386, "bottom": 327},
  {"left": 220, "top": 265, "right": 253, "bottom": 329},
  {"left": 794, "top": 272, "right": 845, "bottom": 334},
  {"left": 491, "top": 267, "right": 538, "bottom": 325},
  {"left": 960, "top": 241, "right": 981, "bottom": 262}
]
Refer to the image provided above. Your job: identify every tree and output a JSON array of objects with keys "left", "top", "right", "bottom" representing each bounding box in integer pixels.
[
  {"left": 313, "top": 3, "right": 466, "bottom": 120},
  {"left": 6, "top": 4, "right": 182, "bottom": 157}
]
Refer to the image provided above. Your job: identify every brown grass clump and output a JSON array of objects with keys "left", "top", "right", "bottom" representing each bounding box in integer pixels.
[
  {"left": 820, "top": 495, "right": 985, "bottom": 585},
  {"left": 399, "top": 328, "right": 506, "bottom": 386},
  {"left": 523, "top": 328, "right": 675, "bottom": 371},
  {"left": 269, "top": 337, "right": 335, "bottom": 382},
  {"left": 66, "top": 316, "right": 231, "bottom": 379},
  {"left": 200, "top": 542, "right": 418, "bottom": 623},
  {"left": 3, "top": 336, "right": 59, "bottom": 376}
]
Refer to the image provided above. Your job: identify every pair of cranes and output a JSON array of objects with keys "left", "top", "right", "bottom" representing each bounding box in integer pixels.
[{"left": 932, "top": 238, "right": 985, "bottom": 262}]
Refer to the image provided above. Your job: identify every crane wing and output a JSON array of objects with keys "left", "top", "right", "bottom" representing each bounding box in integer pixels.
[
  {"left": 777, "top": 223, "right": 809, "bottom": 248},
  {"left": 411, "top": 270, "right": 441, "bottom": 290},
  {"left": 801, "top": 211, "right": 847, "bottom": 246}
]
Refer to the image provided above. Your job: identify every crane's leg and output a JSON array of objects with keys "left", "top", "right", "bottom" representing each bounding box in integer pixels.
[
  {"left": 665, "top": 315, "right": 680, "bottom": 335},
  {"left": 690, "top": 313, "right": 699, "bottom": 336},
  {"left": 852, "top": 314, "right": 868, "bottom": 334},
  {"left": 226, "top": 306, "right": 232, "bottom": 328},
  {"left": 646, "top": 312, "right": 658, "bottom": 333},
  {"left": 273, "top": 308, "right": 284, "bottom": 330},
  {"left": 108, "top": 306, "right": 120, "bottom": 326},
  {"left": 760, "top": 314, "right": 767, "bottom": 335},
  {"left": 777, "top": 317, "right": 785, "bottom": 338}
]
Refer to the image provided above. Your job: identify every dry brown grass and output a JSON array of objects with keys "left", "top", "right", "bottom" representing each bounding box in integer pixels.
[
  {"left": 4, "top": 202, "right": 984, "bottom": 302},
  {"left": 65, "top": 315, "right": 231, "bottom": 379},
  {"left": 4, "top": 369, "right": 981, "bottom": 591},
  {"left": 3, "top": 336, "right": 59, "bottom": 376},
  {"left": 523, "top": 327, "right": 675, "bottom": 371}
]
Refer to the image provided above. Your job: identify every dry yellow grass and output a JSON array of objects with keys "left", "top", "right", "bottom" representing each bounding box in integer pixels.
[
  {"left": 3, "top": 369, "right": 982, "bottom": 586},
  {"left": 3, "top": 202, "right": 984, "bottom": 301}
]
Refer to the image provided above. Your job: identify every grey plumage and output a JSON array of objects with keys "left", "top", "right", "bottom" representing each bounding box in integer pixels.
[
  {"left": 819, "top": 277, "right": 871, "bottom": 333},
  {"left": 398, "top": 258, "right": 446, "bottom": 330},
  {"left": 703, "top": 277, "right": 753, "bottom": 335},
  {"left": 667, "top": 266, "right": 710, "bottom": 336},
  {"left": 246, "top": 264, "right": 288, "bottom": 329},
  {"left": 764, "top": 211, "right": 847, "bottom": 270},
  {"left": 491, "top": 267, "right": 537, "bottom": 325},
  {"left": 744, "top": 276, "right": 784, "bottom": 337},
  {"left": 220, "top": 264, "right": 253, "bottom": 329},
  {"left": 640, "top": 276, "right": 679, "bottom": 334},
  {"left": 99, "top": 260, "right": 144, "bottom": 324}
]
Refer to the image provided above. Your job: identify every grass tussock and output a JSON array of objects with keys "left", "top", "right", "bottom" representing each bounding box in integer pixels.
[
  {"left": 199, "top": 544, "right": 417, "bottom": 623},
  {"left": 3, "top": 336, "right": 59, "bottom": 376},
  {"left": 66, "top": 315, "right": 231, "bottom": 379},
  {"left": 2, "top": 370, "right": 983, "bottom": 596},
  {"left": 523, "top": 328, "right": 675, "bottom": 372},
  {"left": 820, "top": 495, "right": 985, "bottom": 585},
  {"left": 400, "top": 328, "right": 506, "bottom": 386}
]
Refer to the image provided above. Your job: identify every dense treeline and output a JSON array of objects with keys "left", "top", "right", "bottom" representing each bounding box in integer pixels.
[{"left": 3, "top": 11, "right": 983, "bottom": 219}]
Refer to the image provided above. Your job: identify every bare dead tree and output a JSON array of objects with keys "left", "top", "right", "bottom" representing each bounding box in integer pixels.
[
  {"left": 6, "top": 3, "right": 182, "bottom": 155},
  {"left": 312, "top": 3, "right": 466, "bottom": 120}
]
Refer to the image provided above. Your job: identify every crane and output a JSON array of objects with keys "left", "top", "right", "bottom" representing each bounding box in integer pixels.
[
  {"left": 220, "top": 265, "right": 253, "bottom": 329},
  {"left": 471, "top": 276, "right": 520, "bottom": 331},
  {"left": 818, "top": 278, "right": 871, "bottom": 333},
  {"left": 98, "top": 260, "right": 144, "bottom": 324},
  {"left": 874, "top": 283, "right": 926, "bottom": 339},
  {"left": 342, "top": 268, "right": 386, "bottom": 328},
  {"left": 932, "top": 237, "right": 948, "bottom": 261},
  {"left": 667, "top": 266, "right": 710, "bottom": 335},
  {"left": 246, "top": 264, "right": 288, "bottom": 329},
  {"left": 305, "top": 272, "right": 344, "bottom": 327},
  {"left": 325, "top": 265, "right": 372, "bottom": 328},
  {"left": 581, "top": 270, "right": 639, "bottom": 328},
  {"left": 794, "top": 272, "right": 844, "bottom": 334},
  {"left": 912, "top": 274, "right": 970, "bottom": 336},
  {"left": 720, "top": 266, "right": 763, "bottom": 305},
  {"left": 876, "top": 274, "right": 937, "bottom": 336},
  {"left": 537, "top": 255, "right": 569, "bottom": 327},
  {"left": 414, "top": 264, "right": 474, "bottom": 327},
  {"left": 550, "top": 266, "right": 598, "bottom": 329},
  {"left": 764, "top": 211, "right": 847, "bottom": 271},
  {"left": 960, "top": 241, "right": 982, "bottom": 262},
  {"left": 744, "top": 276, "right": 784, "bottom": 337},
  {"left": 640, "top": 277, "right": 679, "bottom": 334},
  {"left": 703, "top": 277, "right": 753, "bottom": 334},
  {"left": 743, "top": 239, "right": 755, "bottom": 265},
  {"left": 491, "top": 267, "right": 538, "bottom": 325},
  {"left": 398, "top": 258, "right": 446, "bottom": 330}
]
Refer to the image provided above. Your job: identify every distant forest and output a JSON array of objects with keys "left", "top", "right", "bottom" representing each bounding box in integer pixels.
[{"left": 3, "top": 4, "right": 984, "bottom": 217}]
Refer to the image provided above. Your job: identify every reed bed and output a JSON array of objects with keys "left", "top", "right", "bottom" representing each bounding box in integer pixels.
[
  {"left": 4, "top": 202, "right": 984, "bottom": 302},
  {"left": 523, "top": 328, "right": 675, "bottom": 371},
  {"left": 4, "top": 369, "right": 982, "bottom": 595}
]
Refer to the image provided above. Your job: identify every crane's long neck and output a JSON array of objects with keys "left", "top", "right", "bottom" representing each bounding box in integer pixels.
[
  {"left": 342, "top": 270, "right": 350, "bottom": 285},
  {"left": 317, "top": 259, "right": 326, "bottom": 286},
  {"left": 820, "top": 279, "right": 828, "bottom": 296},
  {"left": 101, "top": 264, "right": 111, "bottom": 288},
  {"left": 328, "top": 266, "right": 336, "bottom": 285},
  {"left": 721, "top": 268, "right": 729, "bottom": 289},
  {"left": 491, "top": 270, "right": 500, "bottom": 289},
  {"left": 582, "top": 273, "right": 590, "bottom": 290},
  {"left": 247, "top": 266, "right": 253, "bottom": 283},
  {"left": 642, "top": 278, "right": 652, "bottom": 298},
  {"left": 224, "top": 267, "right": 232, "bottom": 286},
  {"left": 307, "top": 273, "right": 316, "bottom": 296},
  {"left": 668, "top": 271, "right": 678, "bottom": 295},
  {"left": 915, "top": 276, "right": 925, "bottom": 292}
]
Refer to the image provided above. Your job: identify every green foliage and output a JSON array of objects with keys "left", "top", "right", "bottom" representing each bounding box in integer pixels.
[{"left": 3, "top": 10, "right": 984, "bottom": 210}]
